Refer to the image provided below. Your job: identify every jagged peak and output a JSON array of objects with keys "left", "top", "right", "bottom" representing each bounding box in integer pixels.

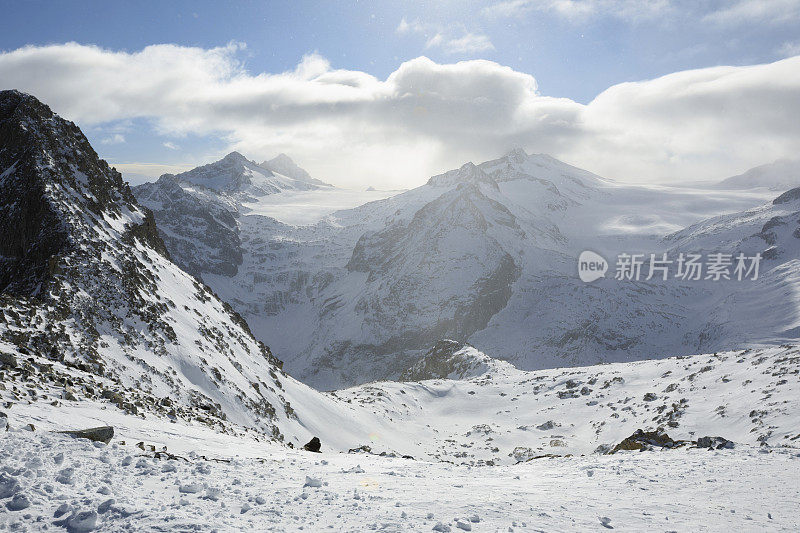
[
  {"left": 0, "top": 89, "right": 51, "bottom": 116},
  {"left": 427, "top": 160, "right": 497, "bottom": 188},
  {"left": 259, "top": 153, "right": 324, "bottom": 185},
  {"left": 503, "top": 147, "right": 528, "bottom": 161}
]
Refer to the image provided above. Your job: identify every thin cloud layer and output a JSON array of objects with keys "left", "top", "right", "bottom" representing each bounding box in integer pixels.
[
  {"left": 0, "top": 42, "right": 798, "bottom": 187},
  {"left": 396, "top": 18, "right": 495, "bottom": 55}
]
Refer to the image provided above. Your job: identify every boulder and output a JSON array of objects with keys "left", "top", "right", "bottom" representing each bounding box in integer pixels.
[
  {"left": 303, "top": 436, "right": 321, "bottom": 453},
  {"left": 0, "top": 352, "right": 16, "bottom": 368},
  {"left": 696, "top": 436, "right": 734, "bottom": 449},
  {"left": 59, "top": 426, "right": 114, "bottom": 444},
  {"left": 610, "top": 429, "right": 688, "bottom": 453}
]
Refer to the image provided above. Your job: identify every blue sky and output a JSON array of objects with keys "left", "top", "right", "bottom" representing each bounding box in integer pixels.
[{"left": 1, "top": 1, "right": 799, "bottom": 187}]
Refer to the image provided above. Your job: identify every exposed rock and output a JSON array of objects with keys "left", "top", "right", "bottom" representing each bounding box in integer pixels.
[
  {"left": 400, "top": 340, "right": 512, "bottom": 381},
  {"left": 0, "top": 352, "right": 16, "bottom": 368},
  {"left": 303, "top": 436, "right": 321, "bottom": 453},
  {"left": 0, "top": 472, "right": 20, "bottom": 498},
  {"left": 348, "top": 445, "right": 372, "bottom": 454},
  {"left": 5, "top": 493, "right": 30, "bottom": 511},
  {"left": 610, "top": 429, "right": 688, "bottom": 453},
  {"left": 696, "top": 436, "right": 734, "bottom": 449},
  {"left": 59, "top": 426, "right": 114, "bottom": 444}
]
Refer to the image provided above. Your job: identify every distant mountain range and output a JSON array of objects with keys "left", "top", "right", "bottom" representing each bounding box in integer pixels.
[
  {"left": 131, "top": 142, "right": 800, "bottom": 389},
  {"left": 716, "top": 159, "right": 800, "bottom": 191}
]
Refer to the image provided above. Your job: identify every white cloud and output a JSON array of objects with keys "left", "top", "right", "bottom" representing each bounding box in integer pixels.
[
  {"left": 483, "top": 0, "right": 800, "bottom": 25},
  {"left": 777, "top": 40, "right": 800, "bottom": 56},
  {"left": 440, "top": 33, "right": 495, "bottom": 54},
  {"left": 482, "top": 0, "right": 672, "bottom": 22},
  {"left": 0, "top": 42, "right": 798, "bottom": 188},
  {"left": 162, "top": 141, "right": 180, "bottom": 150},
  {"left": 703, "top": 0, "right": 800, "bottom": 25},
  {"left": 100, "top": 133, "right": 125, "bottom": 145},
  {"left": 395, "top": 19, "right": 494, "bottom": 56}
]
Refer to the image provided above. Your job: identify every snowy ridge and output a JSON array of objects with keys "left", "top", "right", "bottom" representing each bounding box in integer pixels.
[
  {"left": 168, "top": 151, "right": 326, "bottom": 198},
  {"left": 259, "top": 153, "right": 331, "bottom": 187}
]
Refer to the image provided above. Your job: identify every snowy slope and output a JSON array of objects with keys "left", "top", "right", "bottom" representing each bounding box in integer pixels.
[
  {"left": 1, "top": 341, "right": 799, "bottom": 531},
  {"left": 1, "top": 425, "right": 798, "bottom": 532}
]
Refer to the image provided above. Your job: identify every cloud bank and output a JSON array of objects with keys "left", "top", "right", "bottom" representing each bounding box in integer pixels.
[{"left": 0, "top": 42, "right": 798, "bottom": 187}]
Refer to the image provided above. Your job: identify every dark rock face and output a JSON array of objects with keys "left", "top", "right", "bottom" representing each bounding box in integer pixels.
[
  {"left": 303, "top": 436, "right": 321, "bottom": 452},
  {"left": 0, "top": 90, "right": 166, "bottom": 296},
  {"left": 134, "top": 175, "right": 241, "bottom": 277},
  {"left": 400, "top": 340, "right": 474, "bottom": 381},
  {"left": 60, "top": 426, "right": 115, "bottom": 444},
  {"left": 0, "top": 91, "right": 73, "bottom": 295},
  {"left": 0, "top": 352, "right": 17, "bottom": 368}
]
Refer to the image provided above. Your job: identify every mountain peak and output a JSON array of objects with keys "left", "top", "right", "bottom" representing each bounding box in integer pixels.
[
  {"left": 221, "top": 151, "right": 250, "bottom": 164},
  {"left": 400, "top": 340, "right": 515, "bottom": 381},
  {"left": 270, "top": 153, "right": 295, "bottom": 165},
  {"left": 427, "top": 160, "right": 498, "bottom": 188},
  {"left": 259, "top": 153, "right": 330, "bottom": 186},
  {"left": 504, "top": 147, "right": 528, "bottom": 161}
]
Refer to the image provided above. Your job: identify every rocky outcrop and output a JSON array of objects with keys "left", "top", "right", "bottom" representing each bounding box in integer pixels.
[
  {"left": 610, "top": 429, "right": 687, "bottom": 453},
  {"left": 0, "top": 91, "right": 296, "bottom": 440},
  {"left": 400, "top": 340, "right": 510, "bottom": 381},
  {"left": 59, "top": 426, "right": 115, "bottom": 444}
]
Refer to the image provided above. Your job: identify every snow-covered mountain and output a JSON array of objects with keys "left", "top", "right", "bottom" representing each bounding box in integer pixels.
[
  {"left": 136, "top": 144, "right": 790, "bottom": 389},
  {"left": 717, "top": 159, "right": 800, "bottom": 191},
  {"left": 168, "top": 151, "right": 327, "bottom": 198}
]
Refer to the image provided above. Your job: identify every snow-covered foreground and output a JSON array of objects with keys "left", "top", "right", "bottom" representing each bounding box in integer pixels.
[
  {"left": 1, "top": 344, "right": 799, "bottom": 531},
  {"left": 1, "top": 428, "right": 799, "bottom": 532}
]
